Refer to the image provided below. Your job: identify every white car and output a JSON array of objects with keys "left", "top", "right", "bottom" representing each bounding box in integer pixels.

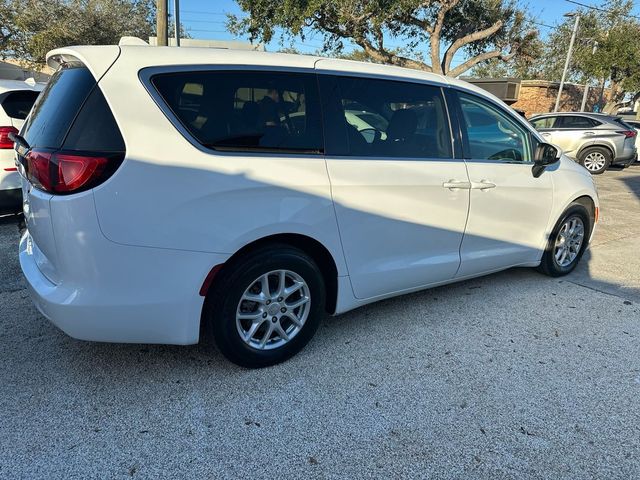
[
  {"left": 16, "top": 43, "right": 599, "bottom": 367},
  {"left": 624, "top": 119, "right": 640, "bottom": 158},
  {"left": 0, "top": 79, "right": 43, "bottom": 213}
]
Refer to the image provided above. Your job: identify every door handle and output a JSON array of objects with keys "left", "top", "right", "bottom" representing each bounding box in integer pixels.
[
  {"left": 583, "top": 131, "right": 595, "bottom": 136},
  {"left": 471, "top": 180, "right": 496, "bottom": 190},
  {"left": 442, "top": 180, "right": 471, "bottom": 190},
  {"left": 540, "top": 132, "right": 551, "bottom": 136}
]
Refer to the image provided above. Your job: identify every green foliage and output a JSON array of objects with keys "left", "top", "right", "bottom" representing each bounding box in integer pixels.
[
  {"left": 471, "top": 0, "right": 640, "bottom": 111},
  {"left": 542, "top": 0, "right": 640, "bottom": 103},
  {"left": 0, "top": 0, "right": 156, "bottom": 65},
  {"left": 229, "top": 0, "right": 539, "bottom": 77},
  {"left": 470, "top": 35, "right": 545, "bottom": 79}
]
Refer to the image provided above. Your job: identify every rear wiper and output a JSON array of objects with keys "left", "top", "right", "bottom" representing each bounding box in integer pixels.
[{"left": 8, "top": 132, "right": 30, "bottom": 151}]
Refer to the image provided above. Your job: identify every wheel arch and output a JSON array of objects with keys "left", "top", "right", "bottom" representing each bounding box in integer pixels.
[
  {"left": 578, "top": 142, "right": 614, "bottom": 161},
  {"left": 538, "top": 195, "right": 595, "bottom": 277},
  {"left": 202, "top": 233, "right": 339, "bottom": 315},
  {"left": 571, "top": 195, "right": 597, "bottom": 230}
]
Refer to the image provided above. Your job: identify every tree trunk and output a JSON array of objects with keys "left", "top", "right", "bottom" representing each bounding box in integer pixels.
[
  {"left": 602, "top": 80, "right": 623, "bottom": 114},
  {"left": 634, "top": 92, "right": 640, "bottom": 120}
]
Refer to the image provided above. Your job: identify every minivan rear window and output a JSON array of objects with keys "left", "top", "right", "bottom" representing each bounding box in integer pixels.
[
  {"left": 1, "top": 90, "right": 40, "bottom": 120},
  {"left": 151, "top": 70, "right": 324, "bottom": 153},
  {"left": 22, "top": 66, "right": 95, "bottom": 149}
]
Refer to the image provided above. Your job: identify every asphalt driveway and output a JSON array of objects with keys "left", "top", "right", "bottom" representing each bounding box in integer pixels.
[{"left": 1, "top": 166, "right": 639, "bottom": 479}]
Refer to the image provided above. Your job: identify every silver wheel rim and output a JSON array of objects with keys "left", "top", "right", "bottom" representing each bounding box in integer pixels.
[
  {"left": 554, "top": 216, "right": 585, "bottom": 268},
  {"left": 583, "top": 152, "right": 606, "bottom": 171},
  {"left": 236, "top": 270, "right": 311, "bottom": 350}
]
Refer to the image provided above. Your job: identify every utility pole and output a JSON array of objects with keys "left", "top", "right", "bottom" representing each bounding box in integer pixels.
[
  {"left": 173, "top": 0, "right": 181, "bottom": 46},
  {"left": 554, "top": 12, "right": 580, "bottom": 112},
  {"left": 580, "top": 42, "right": 598, "bottom": 112},
  {"left": 580, "top": 84, "right": 589, "bottom": 112},
  {"left": 157, "top": 0, "right": 168, "bottom": 46}
]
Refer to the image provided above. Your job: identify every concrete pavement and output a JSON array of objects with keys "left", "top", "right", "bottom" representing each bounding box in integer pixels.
[{"left": 1, "top": 166, "right": 639, "bottom": 479}]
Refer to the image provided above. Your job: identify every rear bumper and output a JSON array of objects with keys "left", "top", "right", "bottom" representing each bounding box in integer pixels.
[
  {"left": 20, "top": 230, "right": 228, "bottom": 345},
  {"left": 612, "top": 151, "right": 637, "bottom": 166},
  {"left": 0, "top": 188, "right": 22, "bottom": 214}
]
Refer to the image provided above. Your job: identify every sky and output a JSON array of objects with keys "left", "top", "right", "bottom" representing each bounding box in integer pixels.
[{"left": 173, "top": 0, "right": 640, "bottom": 68}]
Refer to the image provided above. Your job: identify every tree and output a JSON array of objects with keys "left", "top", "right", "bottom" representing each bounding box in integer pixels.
[
  {"left": 470, "top": 35, "right": 544, "bottom": 79},
  {"left": 0, "top": 0, "right": 156, "bottom": 66},
  {"left": 0, "top": 2, "right": 17, "bottom": 55},
  {"left": 541, "top": 0, "right": 640, "bottom": 113},
  {"left": 228, "top": 0, "right": 539, "bottom": 77}
]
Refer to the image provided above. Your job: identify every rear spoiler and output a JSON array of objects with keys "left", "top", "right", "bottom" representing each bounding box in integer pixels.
[{"left": 46, "top": 46, "right": 121, "bottom": 80}]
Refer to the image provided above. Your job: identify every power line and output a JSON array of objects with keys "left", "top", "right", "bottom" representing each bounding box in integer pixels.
[
  {"left": 187, "top": 29, "right": 229, "bottom": 33},
  {"left": 564, "top": 0, "right": 640, "bottom": 20},
  {"left": 181, "top": 18, "right": 226, "bottom": 24},
  {"left": 529, "top": 20, "right": 556, "bottom": 29},
  {"left": 294, "top": 41, "right": 324, "bottom": 50},
  {"left": 181, "top": 10, "right": 227, "bottom": 16}
]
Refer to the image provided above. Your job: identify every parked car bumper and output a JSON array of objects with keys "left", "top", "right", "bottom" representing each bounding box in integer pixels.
[
  {"left": 612, "top": 150, "right": 637, "bottom": 167},
  {"left": 19, "top": 229, "right": 228, "bottom": 345}
]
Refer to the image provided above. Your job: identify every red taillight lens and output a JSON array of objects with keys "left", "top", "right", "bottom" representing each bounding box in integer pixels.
[
  {"left": 26, "top": 150, "right": 54, "bottom": 192},
  {"left": 55, "top": 153, "right": 108, "bottom": 192},
  {"left": 23, "top": 149, "right": 122, "bottom": 194},
  {"left": 0, "top": 126, "right": 19, "bottom": 149},
  {"left": 617, "top": 130, "right": 637, "bottom": 138}
]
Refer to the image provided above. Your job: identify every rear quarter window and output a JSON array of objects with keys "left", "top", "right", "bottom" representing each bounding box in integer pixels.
[
  {"left": 22, "top": 66, "right": 95, "bottom": 149},
  {"left": 1, "top": 90, "right": 40, "bottom": 120},
  {"left": 150, "top": 70, "right": 324, "bottom": 153},
  {"left": 613, "top": 118, "right": 636, "bottom": 130}
]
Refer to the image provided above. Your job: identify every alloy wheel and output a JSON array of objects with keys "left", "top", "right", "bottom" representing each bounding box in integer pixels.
[
  {"left": 554, "top": 216, "right": 585, "bottom": 268},
  {"left": 583, "top": 152, "right": 607, "bottom": 172},
  {"left": 236, "top": 270, "right": 311, "bottom": 350}
]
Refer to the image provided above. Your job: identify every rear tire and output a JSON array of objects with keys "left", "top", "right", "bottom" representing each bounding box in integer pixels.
[
  {"left": 538, "top": 204, "right": 591, "bottom": 277},
  {"left": 579, "top": 146, "right": 611, "bottom": 175},
  {"left": 203, "top": 245, "right": 325, "bottom": 368}
]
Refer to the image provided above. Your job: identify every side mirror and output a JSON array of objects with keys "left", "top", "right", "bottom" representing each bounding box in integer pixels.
[{"left": 532, "top": 142, "right": 560, "bottom": 178}]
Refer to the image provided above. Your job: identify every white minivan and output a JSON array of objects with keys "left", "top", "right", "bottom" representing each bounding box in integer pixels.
[{"left": 15, "top": 43, "right": 598, "bottom": 367}]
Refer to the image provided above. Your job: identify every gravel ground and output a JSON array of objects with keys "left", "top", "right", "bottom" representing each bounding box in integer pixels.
[{"left": 1, "top": 166, "right": 639, "bottom": 479}]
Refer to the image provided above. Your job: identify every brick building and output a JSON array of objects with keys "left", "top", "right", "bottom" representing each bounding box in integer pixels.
[
  {"left": 465, "top": 78, "right": 610, "bottom": 117},
  {"left": 511, "top": 80, "right": 609, "bottom": 117}
]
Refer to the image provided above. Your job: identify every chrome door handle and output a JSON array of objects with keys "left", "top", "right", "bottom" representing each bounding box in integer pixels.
[
  {"left": 442, "top": 180, "right": 471, "bottom": 190},
  {"left": 540, "top": 132, "right": 551, "bottom": 136},
  {"left": 471, "top": 180, "right": 496, "bottom": 190},
  {"left": 584, "top": 131, "right": 595, "bottom": 135}
]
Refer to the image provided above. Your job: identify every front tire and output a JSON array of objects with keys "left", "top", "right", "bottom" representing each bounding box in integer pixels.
[
  {"left": 579, "top": 146, "right": 611, "bottom": 175},
  {"left": 203, "top": 245, "right": 326, "bottom": 368},
  {"left": 538, "top": 204, "right": 591, "bottom": 277}
]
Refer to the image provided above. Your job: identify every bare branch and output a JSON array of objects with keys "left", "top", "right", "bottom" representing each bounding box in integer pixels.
[
  {"left": 429, "top": 0, "right": 461, "bottom": 74},
  {"left": 405, "top": 15, "right": 429, "bottom": 32},
  {"left": 447, "top": 49, "right": 506, "bottom": 77},
  {"left": 441, "top": 20, "right": 503, "bottom": 73},
  {"left": 373, "top": 25, "right": 384, "bottom": 50},
  {"left": 356, "top": 36, "right": 433, "bottom": 71}
]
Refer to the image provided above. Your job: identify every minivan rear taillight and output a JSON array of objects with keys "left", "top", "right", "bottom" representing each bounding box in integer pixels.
[
  {"left": 23, "top": 149, "right": 123, "bottom": 194},
  {"left": 0, "top": 126, "right": 18, "bottom": 149}
]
